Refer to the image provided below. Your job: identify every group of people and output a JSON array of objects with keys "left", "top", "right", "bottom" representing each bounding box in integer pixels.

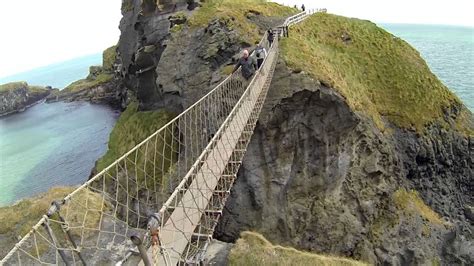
[
  {"left": 295, "top": 4, "right": 305, "bottom": 11},
  {"left": 232, "top": 29, "right": 274, "bottom": 80}
]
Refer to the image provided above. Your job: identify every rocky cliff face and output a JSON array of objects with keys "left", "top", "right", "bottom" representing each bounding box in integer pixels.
[
  {"left": 214, "top": 60, "right": 473, "bottom": 265},
  {"left": 116, "top": 0, "right": 286, "bottom": 113},
  {"left": 108, "top": 1, "right": 473, "bottom": 265},
  {"left": 0, "top": 82, "right": 51, "bottom": 116}
]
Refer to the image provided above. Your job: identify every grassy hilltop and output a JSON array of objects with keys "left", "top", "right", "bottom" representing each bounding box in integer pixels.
[
  {"left": 280, "top": 13, "right": 473, "bottom": 134},
  {"left": 1, "top": 0, "right": 472, "bottom": 263}
]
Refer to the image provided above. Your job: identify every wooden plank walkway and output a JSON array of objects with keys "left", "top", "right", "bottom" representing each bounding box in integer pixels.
[{"left": 140, "top": 76, "right": 263, "bottom": 266}]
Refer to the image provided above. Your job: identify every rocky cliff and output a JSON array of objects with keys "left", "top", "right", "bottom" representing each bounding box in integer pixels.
[
  {"left": 211, "top": 12, "right": 474, "bottom": 265},
  {"left": 46, "top": 46, "right": 121, "bottom": 106},
  {"left": 0, "top": 82, "right": 52, "bottom": 116},
  {"left": 215, "top": 59, "right": 473, "bottom": 265},
  {"left": 108, "top": 1, "right": 473, "bottom": 265},
  {"left": 2, "top": 0, "right": 471, "bottom": 264}
]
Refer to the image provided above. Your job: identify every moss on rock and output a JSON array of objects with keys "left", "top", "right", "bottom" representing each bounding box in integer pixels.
[
  {"left": 96, "top": 102, "right": 175, "bottom": 171},
  {"left": 62, "top": 73, "right": 112, "bottom": 93},
  {"left": 0, "top": 81, "right": 48, "bottom": 93},
  {"left": 190, "top": 0, "right": 295, "bottom": 44},
  {"left": 61, "top": 45, "right": 116, "bottom": 93},
  {"left": 103, "top": 45, "right": 117, "bottom": 72},
  {"left": 393, "top": 188, "right": 447, "bottom": 226},
  {"left": 0, "top": 187, "right": 108, "bottom": 258},
  {"left": 229, "top": 231, "right": 367, "bottom": 266}
]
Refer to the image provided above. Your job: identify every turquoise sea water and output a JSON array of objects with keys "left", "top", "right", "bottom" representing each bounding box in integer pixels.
[
  {"left": 381, "top": 24, "right": 474, "bottom": 111},
  {"left": 0, "top": 102, "right": 118, "bottom": 206},
  {"left": 0, "top": 24, "right": 472, "bottom": 206},
  {"left": 0, "top": 53, "right": 102, "bottom": 89},
  {"left": 0, "top": 53, "right": 117, "bottom": 206}
]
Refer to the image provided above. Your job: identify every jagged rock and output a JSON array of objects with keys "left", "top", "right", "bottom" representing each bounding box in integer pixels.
[
  {"left": 465, "top": 205, "right": 474, "bottom": 221},
  {"left": 214, "top": 60, "right": 473, "bottom": 265},
  {"left": 204, "top": 240, "right": 233, "bottom": 265},
  {"left": 0, "top": 82, "right": 51, "bottom": 116},
  {"left": 169, "top": 12, "right": 187, "bottom": 27}
]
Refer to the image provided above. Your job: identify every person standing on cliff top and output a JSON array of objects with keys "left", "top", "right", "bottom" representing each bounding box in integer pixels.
[
  {"left": 233, "top": 49, "right": 257, "bottom": 80},
  {"left": 301, "top": 4, "right": 306, "bottom": 11}
]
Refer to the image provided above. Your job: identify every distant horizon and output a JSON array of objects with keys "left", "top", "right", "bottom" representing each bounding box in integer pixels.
[
  {"left": 1, "top": 21, "right": 472, "bottom": 83},
  {"left": 274, "top": 0, "right": 474, "bottom": 27},
  {"left": 0, "top": 53, "right": 103, "bottom": 89},
  {"left": 0, "top": 52, "right": 102, "bottom": 82}
]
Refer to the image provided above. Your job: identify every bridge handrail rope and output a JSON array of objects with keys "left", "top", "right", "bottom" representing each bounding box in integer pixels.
[{"left": 1, "top": 9, "right": 319, "bottom": 266}]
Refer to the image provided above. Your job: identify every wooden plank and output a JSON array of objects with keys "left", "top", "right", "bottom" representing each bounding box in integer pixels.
[{"left": 141, "top": 76, "right": 265, "bottom": 266}]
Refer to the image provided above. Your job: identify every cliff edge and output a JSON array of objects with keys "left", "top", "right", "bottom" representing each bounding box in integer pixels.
[{"left": 0, "top": 82, "right": 52, "bottom": 116}]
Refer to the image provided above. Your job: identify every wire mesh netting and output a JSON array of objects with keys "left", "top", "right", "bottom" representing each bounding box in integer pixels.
[{"left": 1, "top": 10, "right": 311, "bottom": 266}]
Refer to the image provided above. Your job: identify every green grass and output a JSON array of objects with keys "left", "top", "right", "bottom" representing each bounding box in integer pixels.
[
  {"left": 63, "top": 73, "right": 112, "bottom": 93},
  {"left": 0, "top": 187, "right": 110, "bottom": 259},
  {"left": 393, "top": 188, "right": 447, "bottom": 226},
  {"left": 0, "top": 187, "right": 74, "bottom": 236},
  {"left": 103, "top": 45, "right": 117, "bottom": 71},
  {"left": 229, "top": 231, "right": 367, "bottom": 266},
  {"left": 281, "top": 13, "right": 473, "bottom": 134},
  {"left": 96, "top": 102, "right": 175, "bottom": 172},
  {"left": 0, "top": 82, "right": 48, "bottom": 93},
  {"left": 62, "top": 45, "right": 116, "bottom": 93},
  {"left": 190, "top": 0, "right": 296, "bottom": 44},
  {"left": 0, "top": 82, "right": 28, "bottom": 92}
]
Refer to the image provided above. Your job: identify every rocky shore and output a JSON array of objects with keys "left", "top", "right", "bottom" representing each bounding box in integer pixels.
[
  {"left": 0, "top": 82, "right": 54, "bottom": 117},
  {"left": 46, "top": 46, "right": 122, "bottom": 108}
]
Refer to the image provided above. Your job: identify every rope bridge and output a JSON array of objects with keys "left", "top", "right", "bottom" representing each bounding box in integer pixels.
[{"left": 1, "top": 10, "right": 314, "bottom": 266}]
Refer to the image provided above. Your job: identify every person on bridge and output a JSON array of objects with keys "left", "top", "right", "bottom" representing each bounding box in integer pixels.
[
  {"left": 267, "top": 29, "right": 274, "bottom": 47},
  {"left": 301, "top": 4, "right": 306, "bottom": 11},
  {"left": 254, "top": 43, "right": 267, "bottom": 69},
  {"left": 233, "top": 49, "right": 257, "bottom": 80}
]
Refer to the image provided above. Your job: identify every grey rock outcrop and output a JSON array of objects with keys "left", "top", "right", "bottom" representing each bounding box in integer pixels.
[
  {"left": 108, "top": 2, "right": 473, "bottom": 265},
  {"left": 116, "top": 0, "right": 284, "bottom": 113},
  {"left": 0, "top": 82, "right": 51, "bottom": 116},
  {"left": 46, "top": 80, "right": 120, "bottom": 106},
  {"left": 214, "top": 60, "right": 473, "bottom": 265}
]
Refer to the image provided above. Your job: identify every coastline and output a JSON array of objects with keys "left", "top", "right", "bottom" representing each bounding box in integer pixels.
[{"left": 0, "top": 97, "right": 48, "bottom": 118}]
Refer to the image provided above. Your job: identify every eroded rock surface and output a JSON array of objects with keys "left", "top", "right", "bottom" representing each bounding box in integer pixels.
[
  {"left": 214, "top": 60, "right": 473, "bottom": 265},
  {"left": 0, "top": 82, "right": 52, "bottom": 116}
]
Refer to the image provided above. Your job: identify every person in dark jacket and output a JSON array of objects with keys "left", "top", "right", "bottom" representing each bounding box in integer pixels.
[
  {"left": 232, "top": 49, "right": 257, "bottom": 80},
  {"left": 254, "top": 44, "right": 267, "bottom": 69},
  {"left": 267, "top": 29, "right": 274, "bottom": 47},
  {"left": 301, "top": 4, "right": 305, "bottom": 11}
]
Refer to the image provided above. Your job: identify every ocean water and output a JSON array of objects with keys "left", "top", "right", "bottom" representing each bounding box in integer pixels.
[
  {"left": 0, "top": 102, "right": 118, "bottom": 206},
  {"left": 381, "top": 24, "right": 474, "bottom": 111},
  {"left": 0, "top": 24, "right": 473, "bottom": 206},
  {"left": 0, "top": 53, "right": 102, "bottom": 89}
]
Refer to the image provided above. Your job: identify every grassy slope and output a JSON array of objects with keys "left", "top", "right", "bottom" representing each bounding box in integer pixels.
[
  {"left": 190, "top": 0, "right": 296, "bottom": 44},
  {"left": 393, "top": 189, "right": 446, "bottom": 225},
  {"left": 102, "top": 45, "right": 117, "bottom": 71},
  {"left": 281, "top": 13, "right": 473, "bottom": 134},
  {"left": 0, "top": 187, "right": 74, "bottom": 236},
  {"left": 229, "top": 231, "right": 367, "bottom": 266},
  {"left": 96, "top": 102, "right": 174, "bottom": 171},
  {"left": 62, "top": 45, "right": 116, "bottom": 93},
  {"left": 0, "top": 187, "right": 108, "bottom": 258},
  {"left": 62, "top": 73, "right": 113, "bottom": 93},
  {"left": 0, "top": 81, "right": 48, "bottom": 93}
]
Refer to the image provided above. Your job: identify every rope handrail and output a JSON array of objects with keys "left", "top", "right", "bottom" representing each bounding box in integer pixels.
[{"left": 1, "top": 9, "right": 321, "bottom": 266}]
